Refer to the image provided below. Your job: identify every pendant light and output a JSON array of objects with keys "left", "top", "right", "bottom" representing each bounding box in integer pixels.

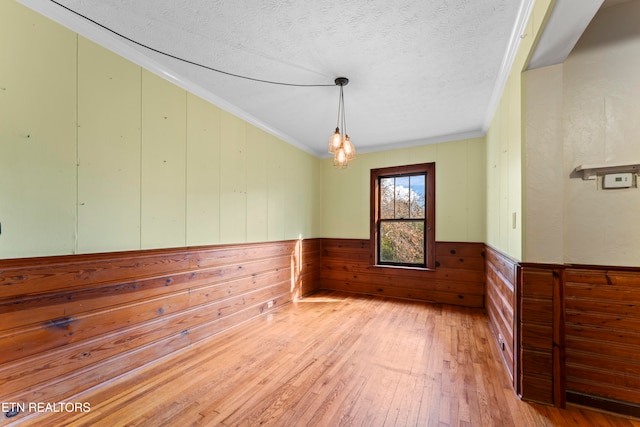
[{"left": 328, "top": 77, "right": 355, "bottom": 168}]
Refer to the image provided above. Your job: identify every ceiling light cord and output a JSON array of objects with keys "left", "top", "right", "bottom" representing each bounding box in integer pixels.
[
  {"left": 340, "top": 86, "right": 348, "bottom": 137},
  {"left": 48, "top": 0, "right": 335, "bottom": 87},
  {"left": 335, "top": 85, "right": 343, "bottom": 130}
]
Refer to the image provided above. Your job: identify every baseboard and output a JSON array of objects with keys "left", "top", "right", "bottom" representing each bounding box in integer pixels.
[{"left": 567, "top": 391, "right": 640, "bottom": 419}]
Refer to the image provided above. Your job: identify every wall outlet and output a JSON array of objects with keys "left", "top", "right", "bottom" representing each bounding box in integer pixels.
[
  {"left": 267, "top": 300, "right": 274, "bottom": 309},
  {"left": 498, "top": 333, "right": 505, "bottom": 351}
]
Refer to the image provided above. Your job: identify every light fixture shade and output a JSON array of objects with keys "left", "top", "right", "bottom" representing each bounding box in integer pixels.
[
  {"left": 343, "top": 135, "right": 355, "bottom": 160},
  {"left": 328, "top": 127, "right": 341, "bottom": 154},
  {"left": 333, "top": 147, "right": 348, "bottom": 168}
]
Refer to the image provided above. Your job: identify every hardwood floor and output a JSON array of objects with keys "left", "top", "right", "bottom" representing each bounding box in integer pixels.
[{"left": 10, "top": 291, "right": 640, "bottom": 426}]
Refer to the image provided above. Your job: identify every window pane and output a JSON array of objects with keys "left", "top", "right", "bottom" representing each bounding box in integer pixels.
[
  {"left": 379, "top": 221, "right": 424, "bottom": 264},
  {"left": 372, "top": 163, "right": 434, "bottom": 269},
  {"left": 395, "top": 176, "right": 410, "bottom": 218},
  {"left": 380, "top": 177, "right": 395, "bottom": 219},
  {"left": 410, "top": 175, "right": 425, "bottom": 219}
]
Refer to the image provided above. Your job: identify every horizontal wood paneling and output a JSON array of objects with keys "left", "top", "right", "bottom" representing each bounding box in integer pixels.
[
  {"left": 484, "top": 246, "right": 517, "bottom": 383},
  {"left": 564, "top": 266, "right": 640, "bottom": 415},
  {"left": 0, "top": 239, "right": 321, "bottom": 408},
  {"left": 518, "top": 266, "right": 561, "bottom": 405},
  {"left": 320, "top": 239, "right": 485, "bottom": 308},
  {"left": 6, "top": 237, "right": 640, "bottom": 420},
  {"left": 486, "top": 250, "right": 564, "bottom": 407}
]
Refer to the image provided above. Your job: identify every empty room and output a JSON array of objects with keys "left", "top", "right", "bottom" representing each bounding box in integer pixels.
[{"left": 1, "top": 0, "right": 640, "bottom": 425}]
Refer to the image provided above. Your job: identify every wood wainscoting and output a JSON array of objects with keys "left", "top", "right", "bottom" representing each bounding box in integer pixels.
[
  {"left": 0, "top": 239, "right": 321, "bottom": 410},
  {"left": 518, "top": 264, "right": 564, "bottom": 407},
  {"left": 564, "top": 266, "right": 640, "bottom": 417},
  {"left": 486, "top": 244, "right": 640, "bottom": 417},
  {"left": 4, "top": 237, "right": 640, "bottom": 421},
  {"left": 484, "top": 246, "right": 518, "bottom": 386},
  {"left": 516, "top": 263, "right": 640, "bottom": 416},
  {"left": 320, "top": 239, "right": 485, "bottom": 308},
  {"left": 485, "top": 246, "right": 565, "bottom": 407}
]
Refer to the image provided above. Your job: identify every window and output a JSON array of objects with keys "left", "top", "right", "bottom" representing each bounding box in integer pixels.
[{"left": 370, "top": 163, "right": 435, "bottom": 269}]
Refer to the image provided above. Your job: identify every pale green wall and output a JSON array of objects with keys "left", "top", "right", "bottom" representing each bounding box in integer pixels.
[
  {"left": 0, "top": 1, "right": 78, "bottom": 257},
  {"left": 321, "top": 138, "right": 487, "bottom": 243},
  {"left": 486, "top": 71, "right": 524, "bottom": 259},
  {"left": 77, "top": 35, "right": 142, "bottom": 253},
  {"left": 2, "top": 0, "right": 564, "bottom": 261},
  {"left": 485, "top": 0, "right": 554, "bottom": 260},
  {"left": 0, "top": 1, "right": 321, "bottom": 259}
]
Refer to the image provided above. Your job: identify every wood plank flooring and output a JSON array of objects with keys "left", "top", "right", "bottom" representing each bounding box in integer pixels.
[{"left": 8, "top": 291, "right": 640, "bottom": 426}]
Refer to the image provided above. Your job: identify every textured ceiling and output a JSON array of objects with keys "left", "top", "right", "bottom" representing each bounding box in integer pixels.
[{"left": 18, "top": 0, "right": 604, "bottom": 157}]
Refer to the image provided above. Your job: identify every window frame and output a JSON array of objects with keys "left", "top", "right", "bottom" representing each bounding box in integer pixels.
[{"left": 370, "top": 163, "right": 435, "bottom": 269}]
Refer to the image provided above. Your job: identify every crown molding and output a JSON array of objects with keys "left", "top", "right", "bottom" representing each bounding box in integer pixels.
[
  {"left": 481, "top": 0, "right": 535, "bottom": 133},
  {"left": 321, "top": 129, "right": 486, "bottom": 158}
]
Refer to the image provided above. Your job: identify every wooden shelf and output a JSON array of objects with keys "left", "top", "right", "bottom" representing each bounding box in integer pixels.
[{"left": 574, "top": 161, "right": 640, "bottom": 180}]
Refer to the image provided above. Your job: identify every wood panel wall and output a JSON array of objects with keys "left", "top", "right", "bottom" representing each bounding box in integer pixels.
[
  {"left": 320, "top": 239, "right": 485, "bottom": 308},
  {"left": 518, "top": 264, "right": 564, "bottom": 406},
  {"left": 564, "top": 266, "right": 640, "bottom": 417},
  {"left": 5, "top": 237, "right": 640, "bottom": 419},
  {"left": 509, "top": 260, "right": 640, "bottom": 416},
  {"left": 484, "top": 246, "right": 518, "bottom": 383},
  {"left": 0, "top": 239, "right": 321, "bottom": 410}
]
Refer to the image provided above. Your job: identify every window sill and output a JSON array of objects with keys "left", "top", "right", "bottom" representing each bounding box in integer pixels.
[{"left": 372, "top": 264, "right": 436, "bottom": 272}]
